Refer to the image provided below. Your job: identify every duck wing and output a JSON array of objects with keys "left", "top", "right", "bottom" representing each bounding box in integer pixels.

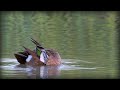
[
  {"left": 14, "top": 53, "right": 27, "bottom": 64},
  {"left": 23, "top": 46, "right": 45, "bottom": 65}
]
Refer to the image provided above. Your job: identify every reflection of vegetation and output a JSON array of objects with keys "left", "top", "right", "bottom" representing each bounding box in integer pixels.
[
  {"left": 0, "top": 11, "right": 119, "bottom": 79},
  {"left": 0, "top": 11, "right": 118, "bottom": 69}
]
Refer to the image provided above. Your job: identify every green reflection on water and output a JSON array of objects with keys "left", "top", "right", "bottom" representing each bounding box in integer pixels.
[{"left": 0, "top": 11, "right": 119, "bottom": 79}]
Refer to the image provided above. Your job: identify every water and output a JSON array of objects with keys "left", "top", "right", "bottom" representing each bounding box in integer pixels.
[
  {"left": 0, "top": 11, "right": 119, "bottom": 79},
  {"left": 0, "top": 58, "right": 117, "bottom": 79}
]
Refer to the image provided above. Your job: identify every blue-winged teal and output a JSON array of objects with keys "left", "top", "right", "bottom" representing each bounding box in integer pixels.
[{"left": 14, "top": 38, "right": 61, "bottom": 66}]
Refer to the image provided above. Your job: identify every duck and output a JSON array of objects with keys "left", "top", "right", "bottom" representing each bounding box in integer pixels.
[{"left": 14, "top": 38, "right": 61, "bottom": 66}]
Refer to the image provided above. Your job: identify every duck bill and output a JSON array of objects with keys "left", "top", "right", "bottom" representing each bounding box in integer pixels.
[
  {"left": 31, "top": 38, "right": 44, "bottom": 49},
  {"left": 31, "top": 38, "right": 41, "bottom": 46}
]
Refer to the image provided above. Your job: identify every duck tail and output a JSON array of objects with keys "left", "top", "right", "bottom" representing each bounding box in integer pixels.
[{"left": 22, "top": 46, "right": 37, "bottom": 56}]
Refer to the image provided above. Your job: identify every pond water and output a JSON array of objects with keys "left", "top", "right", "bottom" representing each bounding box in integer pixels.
[
  {"left": 0, "top": 58, "right": 118, "bottom": 79},
  {"left": 0, "top": 11, "right": 119, "bottom": 79}
]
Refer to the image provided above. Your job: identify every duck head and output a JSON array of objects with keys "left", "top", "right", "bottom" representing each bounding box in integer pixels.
[{"left": 31, "top": 38, "right": 61, "bottom": 65}]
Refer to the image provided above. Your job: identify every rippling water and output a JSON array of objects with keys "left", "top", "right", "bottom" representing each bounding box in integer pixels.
[
  {"left": 0, "top": 11, "right": 119, "bottom": 79},
  {"left": 1, "top": 58, "right": 112, "bottom": 79}
]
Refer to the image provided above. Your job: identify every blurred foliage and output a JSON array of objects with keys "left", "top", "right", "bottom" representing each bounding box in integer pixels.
[
  {"left": 0, "top": 11, "right": 119, "bottom": 63},
  {"left": 0, "top": 11, "right": 119, "bottom": 78}
]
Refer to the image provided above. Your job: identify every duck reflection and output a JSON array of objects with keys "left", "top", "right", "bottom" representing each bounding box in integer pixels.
[
  {"left": 35, "top": 65, "right": 61, "bottom": 79},
  {"left": 16, "top": 64, "right": 61, "bottom": 79}
]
